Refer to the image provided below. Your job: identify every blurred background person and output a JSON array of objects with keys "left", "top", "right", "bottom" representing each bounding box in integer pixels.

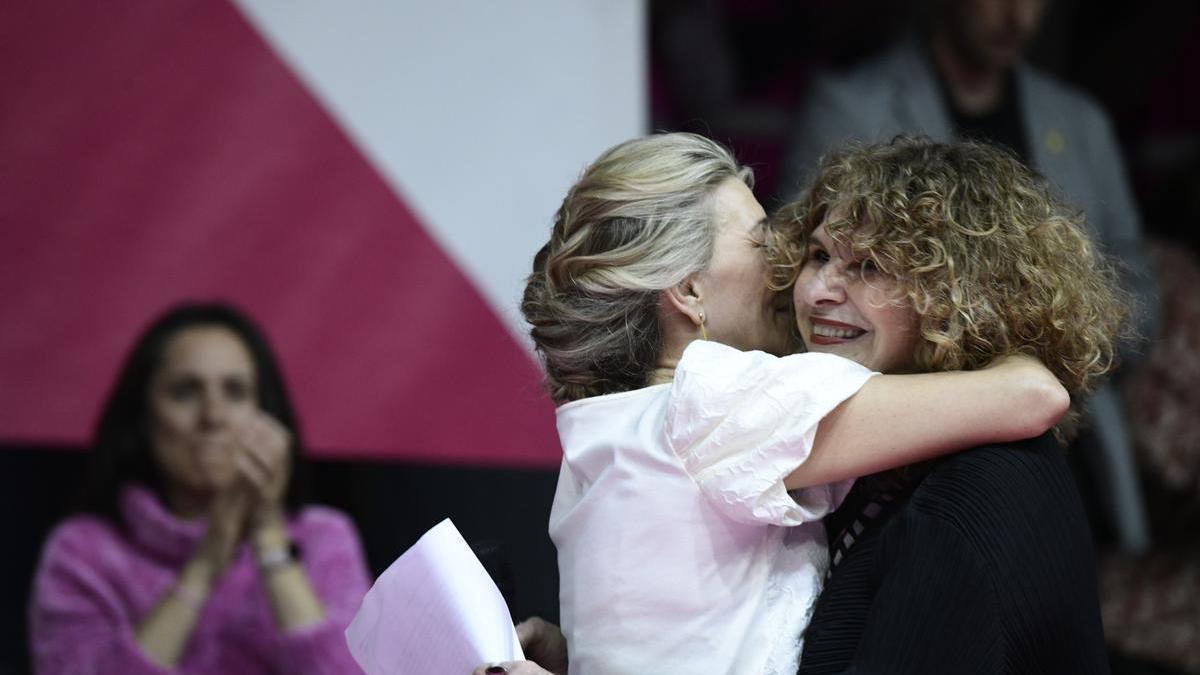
[{"left": 29, "top": 303, "right": 370, "bottom": 674}]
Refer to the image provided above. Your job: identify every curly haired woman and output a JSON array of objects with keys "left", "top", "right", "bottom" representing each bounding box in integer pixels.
[{"left": 774, "top": 137, "right": 1128, "bottom": 674}]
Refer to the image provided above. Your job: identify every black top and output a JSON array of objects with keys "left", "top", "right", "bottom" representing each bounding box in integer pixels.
[
  {"left": 936, "top": 65, "right": 1031, "bottom": 164},
  {"left": 798, "top": 434, "right": 1109, "bottom": 674}
]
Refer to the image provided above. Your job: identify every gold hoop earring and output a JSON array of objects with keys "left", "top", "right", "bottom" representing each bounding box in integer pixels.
[{"left": 699, "top": 310, "right": 708, "bottom": 341}]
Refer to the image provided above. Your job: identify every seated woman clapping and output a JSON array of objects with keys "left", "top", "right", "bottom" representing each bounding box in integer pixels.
[{"left": 30, "top": 303, "right": 370, "bottom": 674}]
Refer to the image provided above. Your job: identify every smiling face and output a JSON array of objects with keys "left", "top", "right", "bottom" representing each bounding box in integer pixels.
[
  {"left": 695, "top": 179, "right": 794, "bottom": 356},
  {"left": 793, "top": 222, "right": 922, "bottom": 372},
  {"left": 146, "top": 325, "right": 259, "bottom": 502}
]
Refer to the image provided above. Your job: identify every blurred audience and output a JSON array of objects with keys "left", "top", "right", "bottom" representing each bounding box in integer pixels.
[
  {"left": 1101, "top": 242, "right": 1200, "bottom": 673},
  {"left": 29, "top": 303, "right": 370, "bottom": 674}
]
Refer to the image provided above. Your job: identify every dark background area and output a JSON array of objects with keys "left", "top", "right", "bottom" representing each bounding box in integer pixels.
[{"left": 650, "top": 0, "right": 1200, "bottom": 253}]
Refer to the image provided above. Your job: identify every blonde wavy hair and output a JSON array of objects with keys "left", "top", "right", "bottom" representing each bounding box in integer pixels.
[
  {"left": 770, "top": 138, "right": 1130, "bottom": 426},
  {"left": 522, "top": 133, "right": 752, "bottom": 404}
]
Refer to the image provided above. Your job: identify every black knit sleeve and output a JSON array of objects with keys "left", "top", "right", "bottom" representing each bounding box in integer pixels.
[
  {"left": 833, "top": 508, "right": 1005, "bottom": 674},
  {"left": 800, "top": 434, "right": 1110, "bottom": 674}
]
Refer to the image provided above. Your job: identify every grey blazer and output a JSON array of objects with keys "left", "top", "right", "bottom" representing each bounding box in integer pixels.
[{"left": 779, "top": 38, "right": 1160, "bottom": 346}]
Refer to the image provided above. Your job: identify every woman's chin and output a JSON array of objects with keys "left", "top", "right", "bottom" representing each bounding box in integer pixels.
[{"left": 197, "top": 463, "right": 238, "bottom": 491}]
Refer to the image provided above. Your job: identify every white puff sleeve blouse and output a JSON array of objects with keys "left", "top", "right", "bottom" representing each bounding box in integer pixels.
[{"left": 550, "top": 340, "right": 876, "bottom": 675}]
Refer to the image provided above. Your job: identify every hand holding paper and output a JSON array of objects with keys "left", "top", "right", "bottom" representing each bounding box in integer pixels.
[{"left": 345, "top": 519, "right": 523, "bottom": 675}]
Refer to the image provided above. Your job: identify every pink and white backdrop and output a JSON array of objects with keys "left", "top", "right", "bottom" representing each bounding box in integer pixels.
[{"left": 0, "top": 2, "right": 646, "bottom": 467}]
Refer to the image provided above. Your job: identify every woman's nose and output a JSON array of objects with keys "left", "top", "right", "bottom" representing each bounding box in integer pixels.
[
  {"left": 801, "top": 265, "right": 847, "bottom": 307},
  {"left": 198, "top": 390, "right": 228, "bottom": 429}
]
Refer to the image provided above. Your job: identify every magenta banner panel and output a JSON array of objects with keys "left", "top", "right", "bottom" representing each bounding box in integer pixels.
[{"left": 0, "top": 2, "right": 560, "bottom": 466}]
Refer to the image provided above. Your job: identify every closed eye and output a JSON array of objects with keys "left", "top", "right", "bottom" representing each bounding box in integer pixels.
[
  {"left": 166, "top": 377, "right": 202, "bottom": 402},
  {"left": 223, "top": 377, "right": 255, "bottom": 402},
  {"left": 750, "top": 220, "right": 769, "bottom": 249}
]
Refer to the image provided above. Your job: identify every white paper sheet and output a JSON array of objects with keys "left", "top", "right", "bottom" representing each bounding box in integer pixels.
[{"left": 345, "top": 519, "right": 524, "bottom": 675}]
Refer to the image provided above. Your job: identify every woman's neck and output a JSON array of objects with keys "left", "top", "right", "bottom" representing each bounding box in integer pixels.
[
  {"left": 648, "top": 359, "right": 679, "bottom": 386},
  {"left": 163, "top": 485, "right": 211, "bottom": 521}
]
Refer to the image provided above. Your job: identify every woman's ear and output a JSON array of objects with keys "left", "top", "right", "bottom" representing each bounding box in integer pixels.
[{"left": 663, "top": 274, "right": 704, "bottom": 328}]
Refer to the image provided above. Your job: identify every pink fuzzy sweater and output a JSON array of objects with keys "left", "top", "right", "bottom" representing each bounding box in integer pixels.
[{"left": 29, "top": 485, "right": 370, "bottom": 674}]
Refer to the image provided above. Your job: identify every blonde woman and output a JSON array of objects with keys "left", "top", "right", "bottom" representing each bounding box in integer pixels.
[{"left": 478, "top": 133, "right": 1067, "bottom": 675}]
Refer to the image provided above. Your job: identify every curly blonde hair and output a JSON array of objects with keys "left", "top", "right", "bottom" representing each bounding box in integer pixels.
[
  {"left": 523, "top": 133, "right": 752, "bottom": 404},
  {"left": 771, "top": 137, "right": 1130, "bottom": 412}
]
